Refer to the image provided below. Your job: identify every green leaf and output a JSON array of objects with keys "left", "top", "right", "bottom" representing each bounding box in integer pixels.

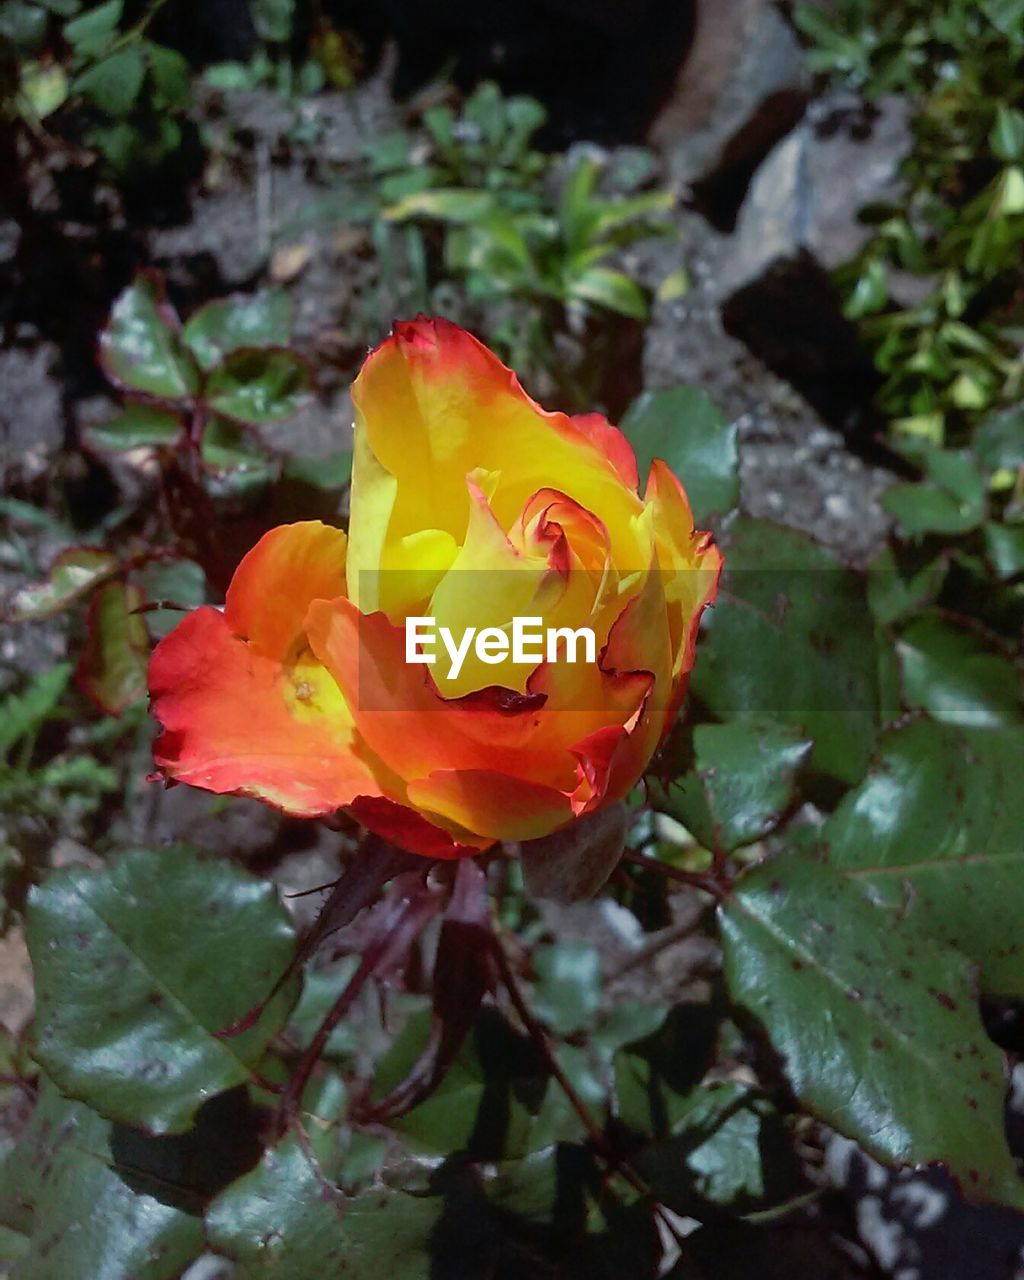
[
  {"left": 385, "top": 189, "right": 496, "bottom": 224},
  {"left": 74, "top": 46, "right": 145, "bottom": 116},
  {"left": 569, "top": 266, "right": 649, "bottom": 321},
  {"left": 83, "top": 401, "right": 183, "bottom": 453},
  {"left": 281, "top": 449, "right": 352, "bottom": 492},
  {"left": 133, "top": 558, "right": 207, "bottom": 640},
  {"left": 983, "top": 0, "right": 1024, "bottom": 35},
  {"left": 2, "top": 3, "right": 48, "bottom": 53},
  {"left": 844, "top": 259, "right": 889, "bottom": 318},
  {"left": 6, "top": 546, "right": 117, "bottom": 620},
  {"left": 613, "top": 1003, "right": 719, "bottom": 1139},
  {"left": 77, "top": 579, "right": 149, "bottom": 715},
  {"left": 632, "top": 1082, "right": 801, "bottom": 1215},
  {"left": 690, "top": 520, "right": 882, "bottom": 784},
  {"left": 200, "top": 416, "right": 272, "bottom": 474},
  {"left": 250, "top": 0, "right": 293, "bottom": 42},
  {"left": 64, "top": 0, "right": 122, "bottom": 58},
  {"left": 984, "top": 521, "right": 1024, "bottom": 580},
  {"left": 206, "top": 1133, "right": 437, "bottom": 1279},
  {"left": 823, "top": 718, "right": 1024, "bottom": 996},
  {"left": 896, "top": 614, "right": 1022, "bottom": 728},
  {"left": 531, "top": 942, "right": 602, "bottom": 1035},
  {"left": 882, "top": 449, "right": 987, "bottom": 537},
  {"left": 866, "top": 545, "right": 947, "bottom": 626},
  {"left": 620, "top": 386, "right": 738, "bottom": 521},
  {"left": 991, "top": 105, "right": 1024, "bottom": 162},
  {"left": 373, "top": 1008, "right": 580, "bottom": 1159},
  {"left": 974, "top": 407, "right": 1024, "bottom": 473},
  {"left": 656, "top": 722, "right": 812, "bottom": 854},
  {"left": 882, "top": 481, "right": 985, "bottom": 536},
  {"left": 26, "top": 846, "right": 298, "bottom": 1133},
  {"left": 721, "top": 856, "right": 1024, "bottom": 1209},
  {"left": 181, "top": 288, "right": 292, "bottom": 372},
  {"left": 147, "top": 43, "right": 191, "bottom": 109},
  {"left": 204, "top": 348, "right": 313, "bottom": 424},
  {"left": 20, "top": 60, "right": 70, "bottom": 118},
  {"left": 0, "top": 663, "right": 72, "bottom": 756},
  {"left": 0, "top": 1077, "right": 204, "bottom": 1279},
  {"left": 99, "top": 273, "right": 199, "bottom": 401}
]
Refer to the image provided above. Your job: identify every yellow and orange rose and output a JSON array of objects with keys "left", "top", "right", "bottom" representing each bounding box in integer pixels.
[{"left": 149, "top": 318, "right": 721, "bottom": 858}]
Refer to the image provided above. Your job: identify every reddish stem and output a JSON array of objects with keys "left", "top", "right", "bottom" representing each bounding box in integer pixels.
[{"left": 620, "top": 849, "right": 730, "bottom": 900}]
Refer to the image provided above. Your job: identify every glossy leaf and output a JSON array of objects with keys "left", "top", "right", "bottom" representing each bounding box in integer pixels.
[
  {"left": 823, "top": 718, "right": 1024, "bottom": 996},
  {"left": 0, "top": 1077, "right": 204, "bottom": 1279},
  {"left": 621, "top": 387, "right": 739, "bottom": 521},
  {"left": 6, "top": 546, "right": 116, "bottom": 621},
  {"left": 721, "top": 856, "right": 1024, "bottom": 1208},
  {"left": 83, "top": 401, "right": 183, "bottom": 453},
  {"left": 26, "top": 846, "right": 298, "bottom": 1133},
  {"left": 99, "top": 273, "right": 198, "bottom": 401},
  {"left": 656, "top": 722, "right": 812, "bottom": 854},
  {"left": 181, "top": 288, "right": 292, "bottom": 372},
  {"left": 206, "top": 1133, "right": 437, "bottom": 1279},
  {"left": 204, "top": 348, "right": 313, "bottom": 424},
  {"left": 690, "top": 519, "right": 882, "bottom": 784},
  {"left": 896, "top": 613, "right": 1022, "bottom": 728},
  {"left": 77, "top": 579, "right": 149, "bottom": 715}
]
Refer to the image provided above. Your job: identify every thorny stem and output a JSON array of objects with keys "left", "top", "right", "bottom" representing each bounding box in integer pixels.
[
  {"left": 492, "top": 936, "right": 646, "bottom": 1194},
  {"left": 620, "top": 849, "right": 730, "bottom": 900},
  {"left": 493, "top": 935, "right": 689, "bottom": 1254},
  {"left": 275, "top": 943, "right": 380, "bottom": 1133}
]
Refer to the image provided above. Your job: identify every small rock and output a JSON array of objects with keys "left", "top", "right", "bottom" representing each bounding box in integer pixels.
[
  {"left": 720, "top": 95, "right": 911, "bottom": 426},
  {"left": 270, "top": 242, "right": 312, "bottom": 284},
  {"left": 648, "top": 0, "right": 810, "bottom": 208}
]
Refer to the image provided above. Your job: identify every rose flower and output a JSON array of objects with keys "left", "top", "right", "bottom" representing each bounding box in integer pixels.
[{"left": 149, "top": 318, "right": 721, "bottom": 858}]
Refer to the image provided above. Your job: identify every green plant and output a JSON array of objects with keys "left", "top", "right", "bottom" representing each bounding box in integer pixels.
[
  {"left": 0, "top": 662, "right": 151, "bottom": 922},
  {"left": 796, "top": 0, "right": 1024, "bottom": 447},
  {"left": 4, "top": 0, "right": 195, "bottom": 180},
  {"left": 315, "top": 83, "right": 678, "bottom": 408},
  {"left": 5, "top": 273, "right": 349, "bottom": 711},
  {"left": 796, "top": 0, "right": 1024, "bottom": 647}
]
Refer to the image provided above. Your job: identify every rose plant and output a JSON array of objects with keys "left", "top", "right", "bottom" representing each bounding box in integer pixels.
[{"left": 148, "top": 317, "right": 722, "bottom": 858}]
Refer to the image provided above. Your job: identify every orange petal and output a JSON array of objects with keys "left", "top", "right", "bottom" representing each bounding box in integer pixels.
[
  {"left": 349, "top": 795, "right": 488, "bottom": 859},
  {"left": 406, "top": 769, "right": 574, "bottom": 843},
  {"left": 149, "top": 605, "right": 381, "bottom": 816},
  {"left": 225, "top": 521, "right": 349, "bottom": 660}
]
